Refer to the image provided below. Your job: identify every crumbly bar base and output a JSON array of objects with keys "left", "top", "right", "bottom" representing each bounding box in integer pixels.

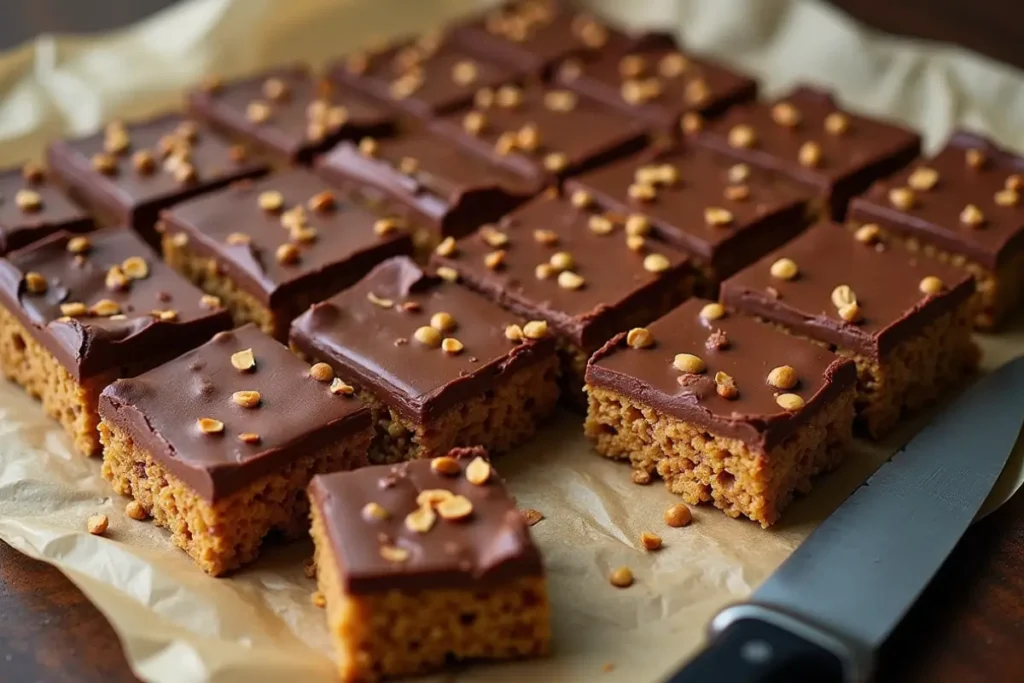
[
  {"left": 99, "top": 419, "right": 371, "bottom": 576},
  {"left": 359, "top": 354, "right": 560, "bottom": 463},
  {"left": 0, "top": 304, "right": 101, "bottom": 456},
  {"left": 583, "top": 385, "right": 856, "bottom": 527},
  {"left": 310, "top": 503, "right": 551, "bottom": 683},
  {"left": 162, "top": 234, "right": 282, "bottom": 339}
]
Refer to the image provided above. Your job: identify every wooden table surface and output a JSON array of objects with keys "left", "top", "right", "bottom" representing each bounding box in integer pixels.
[{"left": 1, "top": 1, "right": 1023, "bottom": 682}]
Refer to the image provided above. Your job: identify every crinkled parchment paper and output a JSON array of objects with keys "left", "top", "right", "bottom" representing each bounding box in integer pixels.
[{"left": 0, "top": 1, "right": 1023, "bottom": 681}]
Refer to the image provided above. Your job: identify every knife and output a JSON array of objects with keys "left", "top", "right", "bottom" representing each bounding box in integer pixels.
[{"left": 666, "top": 355, "right": 1024, "bottom": 683}]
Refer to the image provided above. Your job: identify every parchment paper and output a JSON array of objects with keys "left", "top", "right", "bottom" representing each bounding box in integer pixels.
[{"left": 0, "top": 1, "right": 1023, "bottom": 682}]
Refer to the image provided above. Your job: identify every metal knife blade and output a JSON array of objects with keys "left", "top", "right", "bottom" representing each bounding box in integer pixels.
[{"left": 667, "top": 355, "right": 1024, "bottom": 683}]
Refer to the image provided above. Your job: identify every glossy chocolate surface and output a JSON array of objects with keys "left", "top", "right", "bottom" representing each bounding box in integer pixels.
[
  {"left": 99, "top": 325, "right": 371, "bottom": 502},
  {"left": 309, "top": 447, "right": 542, "bottom": 593},
  {"left": 586, "top": 298, "right": 856, "bottom": 451},
  {"left": 188, "top": 64, "right": 395, "bottom": 163},
  {"left": 565, "top": 143, "right": 811, "bottom": 275},
  {"left": 161, "top": 169, "right": 412, "bottom": 309},
  {"left": 430, "top": 193, "right": 690, "bottom": 349},
  {"left": 289, "top": 256, "right": 556, "bottom": 424},
  {"left": 0, "top": 228, "right": 231, "bottom": 382},
  {"left": 0, "top": 165, "right": 92, "bottom": 254},
  {"left": 848, "top": 131, "right": 1024, "bottom": 269},
  {"left": 720, "top": 223, "right": 975, "bottom": 358}
]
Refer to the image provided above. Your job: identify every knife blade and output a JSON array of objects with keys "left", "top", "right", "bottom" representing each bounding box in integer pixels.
[{"left": 666, "top": 355, "right": 1024, "bottom": 683}]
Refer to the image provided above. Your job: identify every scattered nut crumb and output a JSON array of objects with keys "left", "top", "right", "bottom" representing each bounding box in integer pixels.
[
  {"left": 609, "top": 566, "right": 634, "bottom": 588},
  {"left": 631, "top": 470, "right": 652, "bottom": 486},
  {"left": 87, "top": 514, "right": 109, "bottom": 535},
  {"left": 521, "top": 508, "right": 544, "bottom": 526},
  {"left": 309, "top": 362, "right": 334, "bottom": 382},
  {"left": 640, "top": 531, "right": 663, "bottom": 551},
  {"left": 125, "top": 500, "right": 149, "bottom": 521},
  {"left": 664, "top": 503, "right": 692, "bottom": 528},
  {"left": 465, "top": 456, "right": 491, "bottom": 485}
]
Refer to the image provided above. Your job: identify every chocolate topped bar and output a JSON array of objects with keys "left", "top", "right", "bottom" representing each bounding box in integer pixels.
[
  {"left": 849, "top": 132, "right": 1024, "bottom": 270},
  {"left": 328, "top": 33, "right": 523, "bottom": 119},
  {"left": 586, "top": 298, "right": 856, "bottom": 450},
  {"left": 555, "top": 35, "right": 757, "bottom": 130},
  {"left": 452, "top": 0, "right": 631, "bottom": 75},
  {"left": 316, "top": 133, "right": 541, "bottom": 242},
  {"left": 564, "top": 143, "right": 811, "bottom": 280},
  {"left": 161, "top": 169, "right": 413, "bottom": 312},
  {"left": 720, "top": 223, "right": 976, "bottom": 358},
  {"left": 46, "top": 113, "right": 267, "bottom": 245},
  {"left": 290, "top": 256, "right": 555, "bottom": 424},
  {"left": 0, "top": 228, "right": 231, "bottom": 382},
  {"left": 0, "top": 164, "right": 92, "bottom": 254},
  {"left": 430, "top": 84, "right": 649, "bottom": 181},
  {"left": 99, "top": 324, "right": 371, "bottom": 502},
  {"left": 308, "top": 448, "right": 541, "bottom": 593},
  {"left": 429, "top": 193, "right": 690, "bottom": 349},
  {"left": 690, "top": 87, "right": 921, "bottom": 219},
  {"left": 188, "top": 64, "right": 396, "bottom": 164}
]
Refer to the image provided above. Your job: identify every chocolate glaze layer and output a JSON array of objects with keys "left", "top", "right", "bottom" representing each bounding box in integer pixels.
[
  {"left": 309, "top": 447, "right": 543, "bottom": 594},
  {"left": 0, "top": 228, "right": 232, "bottom": 383},
  {"left": 430, "top": 193, "right": 690, "bottom": 349},
  {"left": 554, "top": 34, "right": 758, "bottom": 130},
  {"left": 848, "top": 131, "right": 1024, "bottom": 270},
  {"left": 316, "top": 134, "right": 541, "bottom": 240},
  {"left": 691, "top": 86, "right": 921, "bottom": 220},
  {"left": 160, "top": 169, "right": 412, "bottom": 310},
  {"left": 0, "top": 165, "right": 93, "bottom": 254},
  {"left": 45, "top": 113, "right": 267, "bottom": 244},
  {"left": 289, "top": 256, "right": 557, "bottom": 424},
  {"left": 99, "top": 325, "right": 371, "bottom": 503},
  {"left": 430, "top": 84, "right": 649, "bottom": 182},
  {"left": 720, "top": 223, "right": 976, "bottom": 358},
  {"left": 328, "top": 34, "right": 523, "bottom": 119},
  {"left": 564, "top": 143, "right": 811, "bottom": 276},
  {"left": 187, "top": 64, "right": 395, "bottom": 164},
  {"left": 586, "top": 298, "right": 856, "bottom": 451}
]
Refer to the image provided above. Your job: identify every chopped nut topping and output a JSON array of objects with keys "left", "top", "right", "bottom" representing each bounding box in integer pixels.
[
  {"left": 673, "top": 353, "right": 705, "bottom": 374},
  {"left": 558, "top": 270, "right": 585, "bottom": 290},
  {"left": 238, "top": 432, "right": 261, "bottom": 444},
  {"left": 838, "top": 302, "right": 861, "bottom": 323},
  {"left": 588, "top": 214, "right": 614, "bottom": 235},
  {"left": 699, "top": 303, "right": 725, "bottom": 321},
  {"left": 609, "top": 567, "right": 634, "bottom": 588},
  {"left": 685, "top": 79, "right": 709, "bottom": 105},
  {"left": 474, "top": 87, "right": 495, "bottom": 108},
  {"left": 104, "top": 127, "right": 130, "bottom": 155},
  {"left": 451, "top": 60, "right": 479, "bottom": 86},
  {"left": 632, "top": 470, "right": 652, "bottom": 485},
  {"left": 628, "top": 182, "right": 656, "bottom": 202},
  {"left": 771, "top": 102, "right": 801, "bottom": 127},
  {"left": 22, "top": 162, "right": 44, "bottom": 183},
  {"left": 831, "top": 284, "right": 857, "bottom": 308},
  {"left": 225, "top": 232, "right": 251, "bottom": 247},
  {"left": 119, "top": 256, "right": 148, "bottom": 280},
  {"left": 366, "top": 292, "right": 394, "bottom": 309},
  {"left": 995, "top": 188, "right": 1020, "bottom": 207},
  {"left": 374, "top": 217, "right": 402, "bottom": 237},
  {"left": 24, "top": 272, "right": 47, "bottom": 294},
  {"left": 798, "top": 141, "right": 822, "bottom": 168},
  {"left": 466, "top": 456, "right": 491, "bottom": 485},
  {"left": 104, "top": 266, "right": 128, "bottom": 292},
  {"left": 197, "top": 417, "right": 225, "bottom": 434},
  {"left": 680, "top": 112, "right": 703, "bottom": 135},
  {"left": 533, "top": 229, "right": 558, "bottom": 246},
  {"left": 505, "top": 324, "right": 524, "bottom": 341},
  {"left": 908, "top": 166, "right": 939, "bottom": 191},
  {"left": 437, "top": 495, "right": 474, "bottom": 521},
  {"left": 87, "top": 514, "right": 109, "bottom": 535},
  {"left": 776, "top": 393, "right": 805, "bottom": 411},
  {"left": 728, "top": 124, "right": 756, "bottom": 148},
  {"left": 417, "top": 489, "right": 455, "bottom": 508},
  {"left": 659, "top": 52, "right": 689, "bottom": 77},
  {"left": 125, "top": 500, "right": 149, "bottom": 521},
  {"left": 200, "top": 294, "right": 221, "bottom": 310},
  {"left": 173, "top": 162, "right": 198, "bottom": 184},
  {"left": 640, "top": 531, "right": 663, "bottom": 551},
  {"left": 704, "top": 207, "right": 734, "bottom": 226},
  {"left": 544, "top": 89, "right": 577, "bottom": 112},
  {"left": 405, "top": 506, "right": 437, "bottom": 533},
  {"left": 625, "top": 215, "right": 650, "bottom": 236},
  {"left": 330, "top": 378, "right": 355, "bottom": 396},
  {"left": 309, "top": 362, "right": 334, "bottom": 382},
  {"left": 626, "top": 327, "right": 654, "bottom": 349},
  {"left": 919, "top": 276, "right": 944, "bottom": 295},
  {"left": 715, "top": 371, "right": 738, "bottom": 399},
  {"left": 434, "top": 236, "right": 457, "bottom": 257},
  {"left": 246, "top": 101, "right": 271, "bottom": 123},
  {"left": 379, "top": 545, "right": 409, "bottom": 563},
  {"left": 824, "top": 112, "right": 849, "bottom": 135},
  {"left": 414, "top": 326, "right": 442, "bottom": 348},
  {"left": 767, "top": 365, "right": 798, "bottom": 390},
  {"left": 359, "top": 137, "right": 378, "bottom": 157},
  {"left": 362, "top": 502, "right": 389, "bottom": 521},
  {"left": 276, "top": 243, "right": 300, "bottom": 265},
  {"left": 626, "top": 235, "right": 645, "bottom": 251},
  {"left": 308, "top": 190, "right": 336, "bottom": 212},
  {"left": 91, "top": 299, "right": 121, "bottom": 316},
  {"left": 91, "top": 153, "right": 118, "bottom": 175},
  {"left": 230, "top": 348, "right": 256, "bottom": 372},
  {"left": 1006, "top": 175, "right": 1023, "bottom": 191},
  {"left": 965, "top": 148, "right": 986, "bottom": 169},
  {"left": 643, "top": 253, "right": 670, "bottom": 273},
  {"left": 854, "top": 224, "right": 881, "bottom": 244},
  {"left": 523, "top": 320, "right": 548, "bottom": 339},
  {"left": 618, "top": 54, "right": 646, "bottom": 78},
  {"left": 429, "top": 312, "right": 456, "bottom": 332},
  {"left": 728, "top": 164, "right": 751, "bottom": 185},
  {"left": 431, "top": 456, "right": 461, "bottom": 476},
  {"left": 436, "top": 266, "right": 459, "bottom": 283},
  {"left": 441, "top": 337, "right": 464, "bottom": 354},
  {"left": 258, "top": 190, "right": 284, "bottom": 212},
  {"left": 770, "top": 257, "right": 798, "bottom": 280},
  {"left": 543, "top": 152, "right": 568, "bottom": 173},
  {"left": 664, "top": 503, "right": 693, "bottom": 527},
  {"left": 570, "top": 190, "right": 592, "bottom": 208},
  {"left": 549, "top": 251, "right": 574, "bottom": 271},
  {"left": 534, "top": 263, "right": 555, "bottom": 280},
  {"left": 522, "top": 508, "right": 544, "bottom": 526},
  {"left": 290, "top": 225, "right": 318, "bottom": 244},
  {"left": 960, "top": 204, "right": 985, "bottom": 227},
  {"left": 15, "top": 189, "right": 42, "bottom": 212},
  {"left": 724, "top": 184, "right": 750, "bottom": 201},
  {"left": 60, "top": 302, "right": 87, "bottom": 317},
  {"left": 131, "top": 149, "right": 155, "bottom": 174},
  {"left": 888, "top": 187, "right": 915, "bottom": 211},
  {"left": 232, "top": 390, "right": 261, "bottom": 408},
  {"left": 262, "top": 77, "right": 289, "bottom": 101},
  {"left": 480, "top": 226, "right": 509, "bottom": 248},
  {"left": 706, "top": 329, "right": 729, "bottom": 350},
  {"left": 496, "top": 85, "right": 522, "bottom": 108},
  {"left": 484, "top": 250, "right": 506, "bottom": 270},
  {"left": 516, "top": 124, "right": 540, "bottom": 151}
]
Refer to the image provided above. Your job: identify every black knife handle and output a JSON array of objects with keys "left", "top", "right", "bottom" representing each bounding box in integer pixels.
[{"left": 665, "top": 604, "right": 872, "bottom": 683}]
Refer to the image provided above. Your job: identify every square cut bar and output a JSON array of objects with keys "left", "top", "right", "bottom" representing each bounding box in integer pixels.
[
  {"left": 429, "top": 83, "right": 649, "bottom": 183},
  {"left": 327, "top": 33, "right": 524, "bottom": 120},
  {"left": 45, "top": 113, "right": 268, "bottom": 247},
  {"left": 316, "top": 133, "right": 542, "bottom": 253},
  {"left": 554, "top": 33, "right": 758, "bottom": 132},
  {"left": 721, "top": 223, "right": 979, "bottom": 438},
  {"left": 290, "top": 256, "right": 560, "bottom": 463},
  {"left": 0, "top": 228, "right": 232, "bottom": 456},
  {"left": 451, "top": 0, "right": 633, "bottom": 76},
  {"left": 187, "top": 64, "right": 396, "bottom": 165},
  {"left": 689, "top": 87, "right": 921, "bottom": 221},
  {"left": 0, "top": 163, "right": 93, "bottom": 254},
  {"left": 847, "top": 131, "right": 1024, "bottom": 330},
  {"left": 99, "top": 325, "right": 372, "bottom": 576},
  {"left": 564, "top": 143, "right": 812, "bottom": 294},
  {"left": 160, "top": 169, "right": 412, "bottom": 341},
  {"left": 429, "top": 193, "right": 692, "bottom": 408},
  {"left": 309, "top": 447, "right": 550, "bottom": 682},
  {"left": 584, "top": 298, "right": 856, "bottom": 527}
]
